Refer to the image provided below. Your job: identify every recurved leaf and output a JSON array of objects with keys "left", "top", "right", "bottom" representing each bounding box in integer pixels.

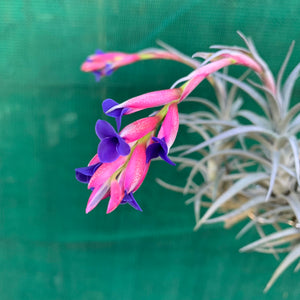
[
  {"left": 264, "top": 244, "right": 300, "bottom": 292},
  {"left": 194, "top": 173, "right": 269, "bottom": 230}
]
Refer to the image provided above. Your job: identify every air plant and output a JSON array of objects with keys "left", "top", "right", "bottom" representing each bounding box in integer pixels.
[
  {"left": 76, "top": 32, "right": 300, "bottom": 291},
  {"left": 160, "top": 33, "right": 300, "bottom": 292}
]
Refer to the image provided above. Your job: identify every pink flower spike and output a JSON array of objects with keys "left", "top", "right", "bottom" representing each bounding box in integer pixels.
[
  {"left": 81, "top": 52, "right": 139, "bottom": 72},
  {"left": 106, "top": 179, "right": 124, "bottom": 214},
  {"left": 120, "top": 116, "right": 161, "bottom": 142},
  {"left": 88, "top": 155, "right": 126, "bottom": 190},
  {"left": 124, "top": 143, "right": 147, "bottom": 193},
  {"left": 86, "top": 181, "right": 110, "bottom": 214},
  {"left": 146, "top": 104, "right": 179, "bottom": 166},
  {"left": 221, "top": 51, "right": 262, "bottom": 73},
  {"left": 132, "top": 162, "right": 150, "bottom": 192},
  {"left": 106, "top": 88, "right": 182, "bottom": 115},
  {"left": 180, "top": 58, "right": 234, "bottom": 101},
  {"left": 157, "top": 103, "right": 179, "bottom": 149},
  {"left": 88, "top": 154, "right": 100, "bottom": 166}
]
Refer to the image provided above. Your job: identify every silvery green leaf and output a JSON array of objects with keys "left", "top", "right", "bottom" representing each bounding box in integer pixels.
[
  {"left": 255, "top": 246, "right": 293, "bottom": 254},
  {"left": 197, "top": 149, "right": 271, "bottom": 170},
  {"left": 205, "top": 195, "right": 265, "bottom": 224},
  {"left": 185, "top": 183, "right": 210, "bottom": 204},
  {"left": 194, "top": 173, "right": 269, "bottom": 230},
  {"left": 169, "top": 145, "right": 193, "bottom": 153},
  {"left": 244, "top": 132, "right": 274, "bottom": 149},
  {"left": 288, "top": 136, "right": 300, "bottom": 186},
  {"left": 181, "top": 125, "right": 277, "bottom": 156},
  {"left": 288, "top": 114, "right": 300, "bottom": 130},
  {"left": 210, "top": 44, "right": 250, "bottom": 54},
  {"left": 240, "top": 227, "right": 300, "bottom": 252},
  {"left": 214, "top": 72, "right": 271, "bottom": 117},
  {"left": 255, "top": 224, "right": 280, "bottom": 260},
  {"left": 183, "top": 163, "right": 208, "bottom": 193},
  {"left": 264, "top": 244, "right": 300, "bottom": 292},
  {"left": 246, "top": 78, "right": 277, "bottom": 107},
  {"left": 171, "top": 73, "right": 193, "bottom": 89},
  {"left": 294, "top": 259, "right": 300, "bottom": 272},
  {"left": 179, "top": 121, "right": 214, "bottom": 147},
  {"left": 283, "top": 194, "right": 300, "bottom": 224},
  {"left": 194, "top": 195, "right": 202, "bottom": 223},
  {"left": 193, "top": 49, "right": 242, "bottom": 67},
  {"left": 236, "top": 219, "right": 256, "bottom": 239},
  {"left": 167, "top": 156, "right": 198, "bottom": 167},
  {"left": 281, "top": 102, "right": 300, "bottom": 131},
  {"left": 227, "top": 69, "right": 251, "bottom": 108},
  {"left": 182, "top": 111, "right": 217, "bottom": 120},
  {"left": 156, "top": 40, "right": 200, "bottom": 68},
  {"left": 230, "top": 97, "right": 244, "bottom": 117},
  {"left": 237, "top": 110, "right": 270, "bottom": 128},
  {"left": 276, "top": 41, "right": 295, "bottom": 110},
  {"left": 191, "top": 52, "right": 212, "bottom": 59},
  {"left": 155, "top": 178, "right": 196, "bottom": 194},
  {"left": 237, "top": 31, "right": 274, "bottom": 82},
  {"left": 259, "top": 233, "right": 300, "bottom": 249},
  {"left": 265, "top": 151, "right": 280, "bottom": 201},
  {"left": 184, "top": 97, "right": 221, "bottom": 116},
  {"left": 237, "top": 206, "right": 293, "bottom": 239},
  {"left": 181, "top": 119, "right": 238, "bottom": 127},
  {"left": 211, "top": 74, "right": 227, "bottom": 110},
  {"left": 282, "top": 62, "right": 300, "bottom": 111}
]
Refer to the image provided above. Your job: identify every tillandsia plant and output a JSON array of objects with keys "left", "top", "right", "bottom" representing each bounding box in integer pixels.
[{"left": 75, "top": 32, "right": 300, "bottom": 291}]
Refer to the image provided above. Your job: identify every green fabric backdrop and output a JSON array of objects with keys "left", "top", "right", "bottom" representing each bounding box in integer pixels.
[{"left": 1, "top": 1, "right": 300, "bottom": 299}]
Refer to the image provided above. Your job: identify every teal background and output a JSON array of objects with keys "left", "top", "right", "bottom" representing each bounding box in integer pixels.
[{"left": 1, "top": 1, "right": 300, "bottom": 299}]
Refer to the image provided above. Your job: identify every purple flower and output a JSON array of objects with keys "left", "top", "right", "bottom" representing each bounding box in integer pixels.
[
  {"left": 121, "top": 192, "right": 142, "bottom": 211},
  {"left": 102, "top": 99, "right": 129, "bottom": 131},
  {"left": 75, "top": 162, "right": 102, "bottom": 184},
  {"left": 96, "top": 120, "right": 130, "bottom": 163},
  {"left": 146, "top": 137, "right": 175, "bottom": 166},
  {"left": 92, "top": 64, "right": 114, "bottom": 82}
]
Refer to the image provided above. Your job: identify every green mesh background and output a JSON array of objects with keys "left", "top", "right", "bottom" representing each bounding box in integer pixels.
[{"left": 1, "top": 1, "right": 300, "bottom": 299}]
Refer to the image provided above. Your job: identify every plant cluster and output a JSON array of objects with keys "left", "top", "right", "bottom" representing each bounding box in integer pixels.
[{"left": 76, "top": 32, "right": 300, "bottom": 291}]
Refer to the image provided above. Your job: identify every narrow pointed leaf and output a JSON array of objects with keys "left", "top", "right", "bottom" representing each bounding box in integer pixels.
[
  {"left": 194, "top": 173, "right": 269, "bottom": 230},
  {"left": 288, "top": 136, "right": 300, "bottom": 186},
  {"left": 283, "top": 194, "right": 300, "bottom": 224},
  {"left": 240, "top": 228, "right": 300, "bottom": 252},
  {"left": 181, "top": 125, "right": 276, "bottom": 156},
  {"left": 237, "top": 110, "right": 270, "bottom": 128},
  {"left": 214, "top": 72, "right": 271, "bottom": 117},
  {"left": 283, "top": 62, "right": 300, "bottom": 110},
  {"left": 276, "top": 41, "right": 295, "bottom": 111},
  {"left": 205, "top": 195, "right": 265, "bottom": 224},
  {"left": 264, "top": 245, "right": 300, "bottom": 292},
  {"left": 265, "top": 151, "right": 280, "bottom": 201}
]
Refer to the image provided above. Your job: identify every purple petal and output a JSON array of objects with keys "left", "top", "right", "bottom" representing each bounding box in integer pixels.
[
  {"left": 95, "top": 120, "right": 117, "bottom": 140},
  {"left": 75, "top": 163, "right": 101, "bottom": 183},
  {"left": 104, "top": 63, "right": 114, "bottom": 76},
  {"left": 146, "top": 137, "right": 175, "bottom": 166},
  {"left": 95, "top": 49, "right": 104, "bottom": 55},
  {"left": 116, "top": 136, "right": 130, "bottom": 156},
  {"left": 102, "top": 99, "right": 129, "bottom": 131},
  {"left": 98, "top": 137, "right": 119, "bottom": 163},
  {"left": 152, "top": 137, "right": 168, "bottom": 153},
  {"left": 159, "top": 151, "right": 176, "bottom": 166},
  {"left": 121, "top": 192, "right": 142, "bottom": 211},
  {"left": 93, "top": 70, "right": 102, "bottom": 82},
  {"left": 102, "top": 99, "right": 119, "bottom": 115},
  {"left": 146, "top": 143, "right": 162, "bottom": 163}
]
